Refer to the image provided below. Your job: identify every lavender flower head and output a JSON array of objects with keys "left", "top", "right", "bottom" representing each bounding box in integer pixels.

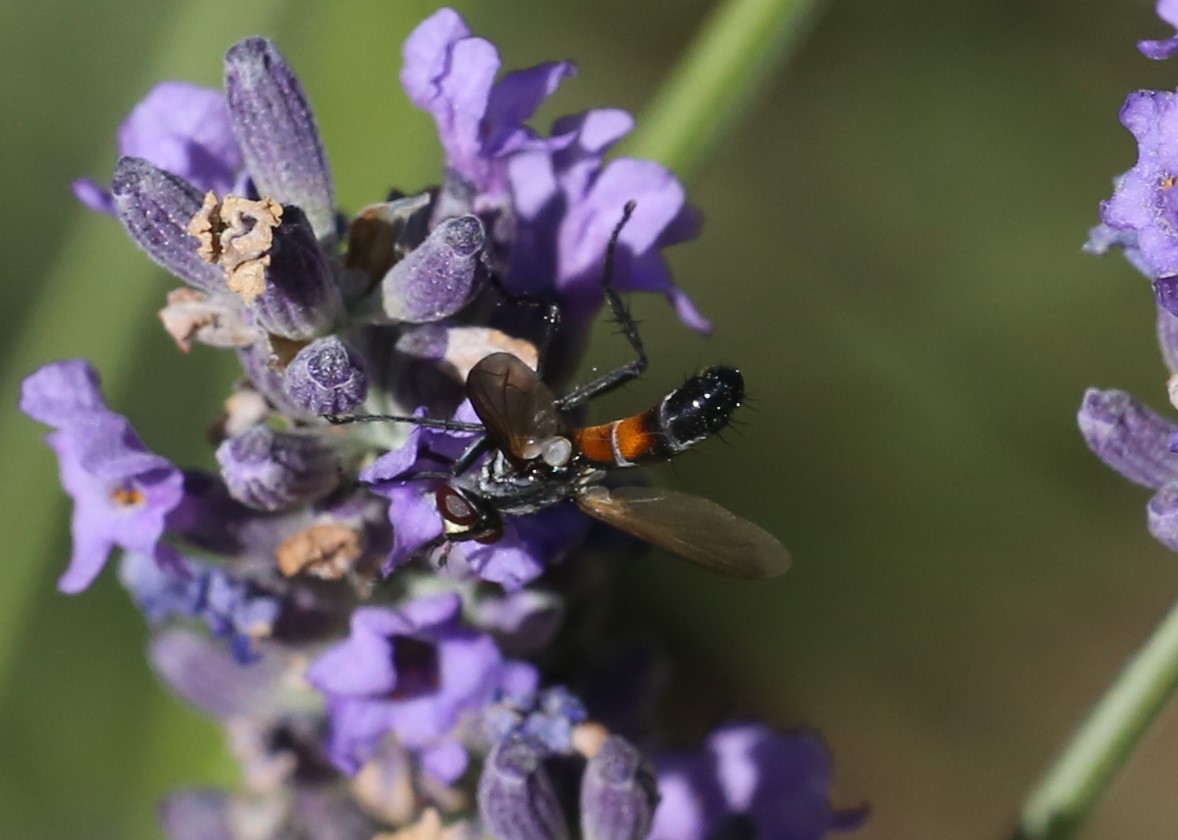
[
  {"left": 23, "top": 8, "right": 860, "bottom": 837},
  {"left": 1082, "top": 7, "right": 1178, "bottom": 554}
]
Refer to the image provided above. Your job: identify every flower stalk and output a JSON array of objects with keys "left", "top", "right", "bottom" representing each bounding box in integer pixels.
[
  {"left": 627, "top": 0, "right": 822, "bottom": 179},
  {"left": 1012, "top": 596, "right": 1178, "bottom": 840}
]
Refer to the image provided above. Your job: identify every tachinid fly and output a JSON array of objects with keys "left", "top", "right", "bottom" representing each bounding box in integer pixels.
[{"left": 332, "top": 202, "right": 789, "bottom": 580}]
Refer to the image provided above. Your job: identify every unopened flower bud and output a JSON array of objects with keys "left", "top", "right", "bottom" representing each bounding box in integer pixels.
[
  {"left": 1150, "top": 482, "right": 1178, "bottom": 551},
  {"left": 252, "top": 205, "right": 343, "bottom": 339},
  {"left": 111, "top": 157, "right": 228, "bottom": 293},
  {"left": 580, "top": 736, "right": 658, "bottom": 840},
  {"left": 381, "top": 215, "right": 487, "bottom": 323},
  {"left": 478, "top": 733, "right": 569, "bottom": 840},
  {"left": 1078, "top": 388, "right": 1178, "bottom": 488},
  {"left": 215, "top": 425, "right": 339, "bottom": 511},
  {"left": 282, "top": 336, "right": 368, "bottom": 415},
  {"left": 224, "top": 37, "right": 335, "bottom": 240}
]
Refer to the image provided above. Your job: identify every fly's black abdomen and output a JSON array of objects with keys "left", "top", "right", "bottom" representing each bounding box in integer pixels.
[{"left": 659, "top": 366, "right": 744, "bottom": 452}]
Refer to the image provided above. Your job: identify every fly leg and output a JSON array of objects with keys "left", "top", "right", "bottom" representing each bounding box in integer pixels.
[{"left": 557, "top": 200, "right": 647, "bottom": 410}]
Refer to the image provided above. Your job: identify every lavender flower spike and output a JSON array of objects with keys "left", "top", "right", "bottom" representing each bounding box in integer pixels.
[
  {"left": 580, "top": 735, "right": 659, "bottom": 840},
  {"left": 283, "top": 336, "right": 368, "bottom": 415},
  {"left": 1077, "top": 389, "right": 1178, "bottom": 489},
  {"left": 225, "top": 37, "right": 335, "bottom": 241},
  {"left": 111, "top": 157, "right": 229, "bottom": 293},
  {"left": 478, "top": 732, "right": 570, "bottom": 840},
  {"left": 1141, "top": 0, "right": 1178, "bottom": 60},
  {"left": 380, "top": 214, "right": 488, "bottom": 323}
]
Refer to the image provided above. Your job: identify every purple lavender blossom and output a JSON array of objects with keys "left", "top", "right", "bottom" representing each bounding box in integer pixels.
[
  {"left": 401, "top": 7, "right": 708, "bottom": 331},
  {"left": 1141, "top": 0, "right": 1178, "bottom": 60},
  {"left": 121, "top": 552, "right": 281, "bottom": 662},
  {"left": 649, "top": 724, "right": 866, "bottom": 840},
  {"left": 306, "top": 592, "right": 518, "bottom": 779},
  {"left": 1095, "top": 89, "right": 1178, "bottom": 304},
  {"left": 20, "top": 360, "right": 185, "bottom": 593}
]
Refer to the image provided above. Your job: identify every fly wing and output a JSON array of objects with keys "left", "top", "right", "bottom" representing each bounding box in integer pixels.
[
  {"left": 466, "top": 352, "right": 562, "bottom": 463},
  {"left": 576, "top": 485, "right": 790, "bottom": 579}
]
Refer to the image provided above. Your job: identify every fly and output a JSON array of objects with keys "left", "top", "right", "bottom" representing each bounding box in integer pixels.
[{"left": 331, "top": 202, "right": 789, "bottom": 580}]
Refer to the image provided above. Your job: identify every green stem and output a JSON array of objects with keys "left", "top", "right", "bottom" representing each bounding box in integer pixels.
[
  {"left": 626, "top": 0, "right": 822, "bottom": 180},
  {"left": 1012, "top": 597, "right": 1178, "bottom": 840}
]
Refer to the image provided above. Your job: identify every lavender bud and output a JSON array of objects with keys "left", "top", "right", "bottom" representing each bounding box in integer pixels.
[
  {"left": 283, "top": 336, "right": 368, "bottom": 414},
  {"left": 224, "top": 38, "right": 335, "bottom": 240},
  {"left": 235, "top": 341, "right": 312, "bottom": 420},
  {"left": 215, "top": 424, "right": 339, "bottom": 511},
  {"left": 380, "top": 214, "right": 487, "bottom": 323},
  {"left": 252, "top": 205, "right": 343, "bottom": 339},
  {"left": 478, "top": 733, "right": 569, "bottom": 840},
  {"left": 1158, "top": 305, "right": 1178, "bottom": 373},
  {"left": 1078, "top": 389, "right": 1178, "bottom": 488},
  {"left": 157, "top": 790, "right": 233, "bottom": 840},
  {"left": 110, "top": 157, "right": 227, "bottom": 293},
  {"left": 1157, "top": 277, "right": 1178, "bottom": 320},
  {"left": 1150, "top": 483, "right": 1178, "bottom": 551},
  {"left": 579, "top": 736, "right": 658, "bottom": 840}
]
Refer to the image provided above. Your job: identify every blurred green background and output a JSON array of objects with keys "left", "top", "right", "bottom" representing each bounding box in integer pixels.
[{"left": 2, "top": 0, "right": 1177, "bottom": 837}]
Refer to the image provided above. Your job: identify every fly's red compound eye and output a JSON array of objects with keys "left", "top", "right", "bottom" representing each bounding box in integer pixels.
[{"left": 436, "top": 485, "right": 480, "bottom": 527}]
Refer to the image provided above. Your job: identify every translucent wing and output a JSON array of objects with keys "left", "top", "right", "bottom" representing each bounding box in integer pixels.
[
  {"left": 466, "top": 352, "right": 562, "bottom": 463},
  {"left": 576, "top": 485, "right": 790, "bottom": 579}
]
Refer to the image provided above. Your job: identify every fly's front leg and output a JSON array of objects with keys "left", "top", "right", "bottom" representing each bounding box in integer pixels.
[{"left": 557, "top": 200, "right": 648, "bottom": 410}]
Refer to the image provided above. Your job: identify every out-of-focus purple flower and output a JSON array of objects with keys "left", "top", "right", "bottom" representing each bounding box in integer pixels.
[
  {"left": 477, "top": 732, "right": 570, "bottom": 840},
  {"left": 478, "top": 684, "right": 587, "bottom": 755},
  {"left": 20, "top": 360, "right": 185, "bottom": 593},
  {"left": 216, "top": 425, "right": 340, "bottom": 512},
  {"left": 306, "top": 592, "right": 508, "bottom": 778},
  {"left": 1077, "top": 388, "right": 1178, "bottom": 488},
  {"left": 1097, "top": 90, "right": 1178, "bottom": 295},
  {"left": 74, "top": 82, "right": 242, "bottom": 215},
  {"left": 121, "top": 552, "right": 281, "bottom": 662},
  {"left": 649, "top": 724, "right": 865, "bottom": 840},
  {"left": 580, "top": 735, "right": 659, "bottom": 840},
  {"left": 148, "top": 627, "right": 292, "bottom": 720},
  {"left": 401, "top": 8, "right": 707, "bottom": 331},
  {"left": 1141, "top": 0, "right": 1178, "bottom": 60}
]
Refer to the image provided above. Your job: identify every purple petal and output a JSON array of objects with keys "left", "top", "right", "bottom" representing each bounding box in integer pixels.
[
  {"left": 421, "top": 739, "right": 469, "bottom": 784},
  {"left": 20, "top": 360, "right": 106, "bottom": 429},
  {"left": 149, "top": 627, "right": 287, "bottom": 719},
  {"left": 400, "top": 8, "right": 474, "bottom": 110},
  {"left": 1140, "top": 0, "right": 1178, "bottom": 59},
  {"left": 117, "top": 82, "right": 240, "bottom": 193},
  {"left": 483, "top": 62, "right": 576, "bottom": 155},
  {"left": 307, "top": 628, "right": 398, "bottom": 698},
  {"left": 72, "top": 178, "right": 115, "bottom": 214}
]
